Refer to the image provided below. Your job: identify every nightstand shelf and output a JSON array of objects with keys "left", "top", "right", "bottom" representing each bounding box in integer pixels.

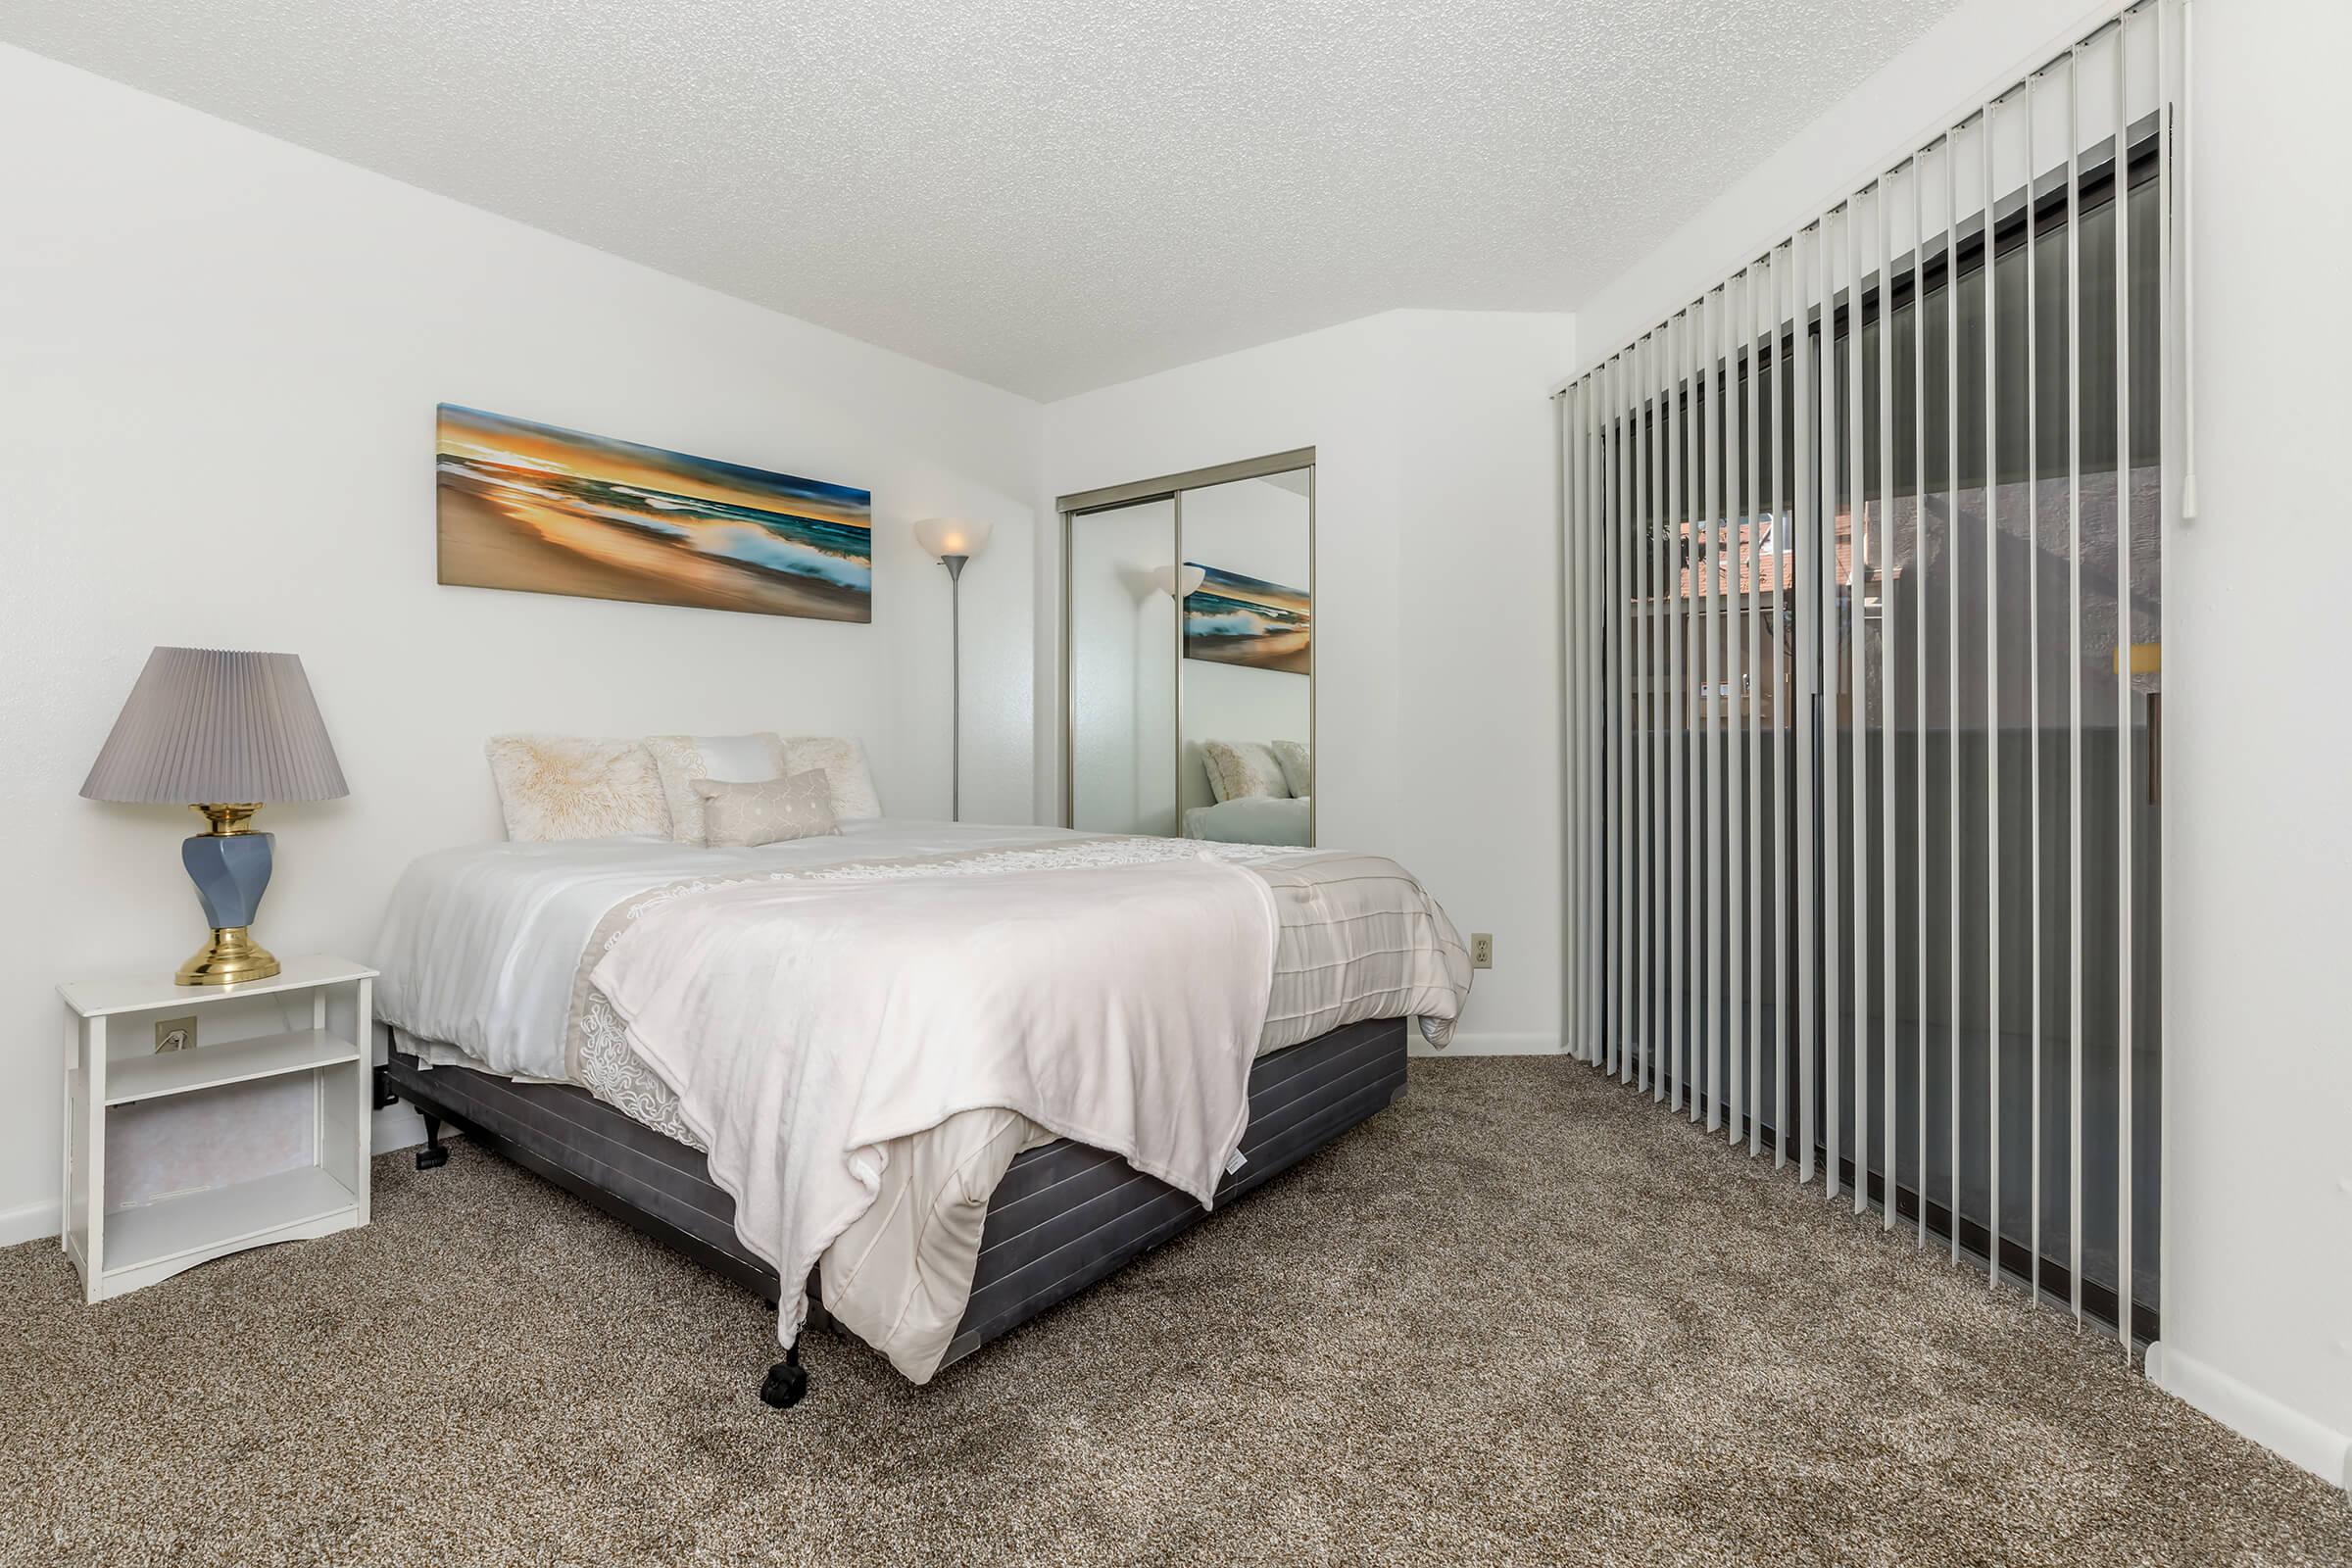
[
  {"left": 103, "top": 1028, "right": 361, "bottom": 1105},
  {"left": 59, "top": 956, "right": 376, "bottom": 1303},
  {"left": 84, "top": 1166, "right": 361, "bottom": 1294}
]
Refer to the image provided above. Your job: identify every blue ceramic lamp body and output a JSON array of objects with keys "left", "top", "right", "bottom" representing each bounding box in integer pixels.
[
  {"left": 182, "top": 828, "right": 273, "bottom": 932},
  {"left": 171, "top": 805, "right": 284, "bottom": 983}
]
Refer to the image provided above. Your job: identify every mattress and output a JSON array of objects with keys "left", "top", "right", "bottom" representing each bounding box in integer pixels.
[
  {"left": 375, "top": 819, "right": 1466, "bottom": 1083},
  {"left": 383, "top": 1014, "right": 1407, "bottom": 1371}
]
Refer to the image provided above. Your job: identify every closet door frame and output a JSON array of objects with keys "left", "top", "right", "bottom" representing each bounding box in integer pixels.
[{"left": 1057, "top": 445, "right": 1318, "bottom": 843}]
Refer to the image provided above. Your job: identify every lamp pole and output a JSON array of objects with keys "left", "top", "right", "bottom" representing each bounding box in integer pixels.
[{"left": 942, "top": 553, "right": 967, "bottom": 821}]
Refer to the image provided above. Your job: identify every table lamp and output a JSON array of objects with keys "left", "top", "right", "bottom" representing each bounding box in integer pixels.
[{"left": 80, "top": 647, "right": 348, "bottom": 985}]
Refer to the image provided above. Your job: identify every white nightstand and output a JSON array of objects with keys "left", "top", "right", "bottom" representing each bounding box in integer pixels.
[{"left": 58, "top": 955, "right": 377, "bottom": 1303}]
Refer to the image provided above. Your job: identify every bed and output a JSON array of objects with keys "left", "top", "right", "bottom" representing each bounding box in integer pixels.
[{"left": 373, "top": 817, "right": 1468, "bottom": 1407}]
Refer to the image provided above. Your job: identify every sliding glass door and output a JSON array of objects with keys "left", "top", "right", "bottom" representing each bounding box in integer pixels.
[{"left": 1563, "top": 1, "right": 2175, "bottom": 1342}]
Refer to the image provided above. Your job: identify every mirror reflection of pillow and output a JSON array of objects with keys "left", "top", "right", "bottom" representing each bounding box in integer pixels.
[
  {"left": 1201, "top": 740, "right": 1292, "bottom": 803},
  {"left": 1270, "top": 739, "right": 1311, "bottom": 800}
]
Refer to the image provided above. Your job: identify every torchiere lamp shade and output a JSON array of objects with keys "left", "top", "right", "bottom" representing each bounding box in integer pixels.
[
  {"left": 1155, "top": 564, "right": 1208, "bottom": 600},
  {"left": 81, "top": 648, "right": 347, "bottom": 985},
  {"left": 912, "top": 515, "right": 994, "bottom": 562},
  {"left": 81, "top": 648, "right": 348, "bottom": 806}
]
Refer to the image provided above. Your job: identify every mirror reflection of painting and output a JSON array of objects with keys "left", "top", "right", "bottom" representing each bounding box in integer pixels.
[
  {"left": 435, "top": 404, "right": 872, "bottom": 622},
  {"left": 1182, "top": 565, "right": 1311, "bottom": 674}
]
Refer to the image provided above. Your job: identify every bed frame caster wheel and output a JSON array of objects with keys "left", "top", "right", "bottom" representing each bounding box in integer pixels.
[
  {"left": 415, "top": 1111, "right": 450, "bottom": 1171},
  {"left": 760, "top": 1346, "right": 808, "bottom": 1410}
]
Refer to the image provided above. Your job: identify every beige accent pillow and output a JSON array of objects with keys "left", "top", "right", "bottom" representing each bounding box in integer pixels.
[
  {"left": 645, "top": 732, "right": 789, "bottom": 845},
  {"left": 484, "top": 735, "right": 669, "bottom": 842},
  {"left": 1200, "top": 740, "right": 1292, "bottom": 804},
  {"left": 781, "top": 735, "right": 883, "bottom": 820},
  {"left": 695, "top": 770, "right": 840, "bottom": 848},
  {"left": 1271, "top": 739, "right": 1312, "bottom": 799}
]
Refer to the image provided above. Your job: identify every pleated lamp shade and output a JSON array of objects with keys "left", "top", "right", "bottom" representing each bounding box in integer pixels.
[{"left": 80, "top": 648, "right": 348, "bottom": 805}]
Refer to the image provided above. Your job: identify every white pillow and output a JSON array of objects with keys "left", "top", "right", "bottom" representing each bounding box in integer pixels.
[
  {"left": 781, "top": 736, "right": 883, "bottom": 820},
  {"left": 645, "top": 732, "right": 789, "bottom": 845},
  {"left": 484, "top": 735, "right": 669, "bottom": 843},
  {"left": 1270, "top": 739, "right": 1312, "bottom": 800},
  {"left": 1200, "top": 740, "right": 1292, "bottom": 805}
]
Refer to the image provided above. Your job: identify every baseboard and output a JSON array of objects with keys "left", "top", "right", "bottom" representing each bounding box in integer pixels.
[
  {"left": 1412, "top": 1030, "right": 1562, "bottom": 1057},
  {"left": 2146, "top": 1341, "right": 2352, "bottom": 1490},
  {"left": 0, "top": 1198, "right": 56, "bottom": 1250}
]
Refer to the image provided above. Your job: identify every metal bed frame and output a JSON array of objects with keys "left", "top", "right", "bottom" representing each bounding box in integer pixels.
[{"left": 380, "top": 1014, "right": 1409, "bottom": 1409}]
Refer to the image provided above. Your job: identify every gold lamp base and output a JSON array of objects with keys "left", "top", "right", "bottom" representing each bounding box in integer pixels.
[{"left": 178, "top": 927, "right": 280, "bottom": 987}]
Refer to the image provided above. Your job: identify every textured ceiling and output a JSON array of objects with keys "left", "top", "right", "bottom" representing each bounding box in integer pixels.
[{"left": 3, "top": 0, "right": 1964, "bottom": 399}]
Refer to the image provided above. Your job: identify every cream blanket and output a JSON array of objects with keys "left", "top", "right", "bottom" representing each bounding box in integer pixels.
[{"left": 588, "top": 855, "right": 1281, "bottom": 1349}]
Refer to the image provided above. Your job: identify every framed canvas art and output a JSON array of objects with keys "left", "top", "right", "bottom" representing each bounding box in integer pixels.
[{"left": 435, "top": 404, "right": 871, "bottom": 622}]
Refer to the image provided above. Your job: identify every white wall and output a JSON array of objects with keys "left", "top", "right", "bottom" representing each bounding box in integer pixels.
[
  {"left": 1565, "top": 0, "right": 2352, "bottom": 1486},
  {"left": 0, "top": 45, "right": 1043, "bottom": 1242},
  {"left": 1043, "top": 310, "right": 1578, "bottom": 1053},
  {"left": 2164, "top": 0, "right": 2352, "bottom": 1490}
]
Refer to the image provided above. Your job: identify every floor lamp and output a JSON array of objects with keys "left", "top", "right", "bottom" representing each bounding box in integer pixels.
[{"left": 913, "top": 516, "right": 993, "bottom": 820}]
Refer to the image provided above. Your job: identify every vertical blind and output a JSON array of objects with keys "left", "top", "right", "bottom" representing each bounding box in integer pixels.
[{"left": 1560, "top": 0, "right": 2181, "bottom": 1342}]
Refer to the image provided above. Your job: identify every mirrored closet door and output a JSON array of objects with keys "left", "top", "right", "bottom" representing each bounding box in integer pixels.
[{"left": 1061, "top": 449, "right": 1314, "bottom": 847}]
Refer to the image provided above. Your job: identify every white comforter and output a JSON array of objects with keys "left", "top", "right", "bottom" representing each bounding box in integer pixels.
[{"left": 592, "top": 855, "right": 1278, "bottom": 1348}]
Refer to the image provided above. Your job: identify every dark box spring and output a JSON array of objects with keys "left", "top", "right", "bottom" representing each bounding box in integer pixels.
[{"left": 382, "top": 1015, "right": 1407, "bottom": 1370}]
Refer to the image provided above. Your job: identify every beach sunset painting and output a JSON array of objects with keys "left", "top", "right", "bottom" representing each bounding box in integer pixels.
[
  {"left": 435, "top": 405, "right": 871, "bottom": 621},
  {"left": 1183, "top": 564, "right": 1311, "bottom": 674}
]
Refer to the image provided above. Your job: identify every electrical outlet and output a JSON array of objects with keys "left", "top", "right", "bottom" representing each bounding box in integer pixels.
[
  {"left": 154, "top": 1015, "right": 196, "bottom": 1054},
  {"left": 1470, "top": 932, "right": 1494, "bottom": 969}
]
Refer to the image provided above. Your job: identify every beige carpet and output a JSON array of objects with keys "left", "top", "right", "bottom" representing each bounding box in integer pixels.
[{"left": 2, "top": 1058, "right": 2344, "bottom": 1567}]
